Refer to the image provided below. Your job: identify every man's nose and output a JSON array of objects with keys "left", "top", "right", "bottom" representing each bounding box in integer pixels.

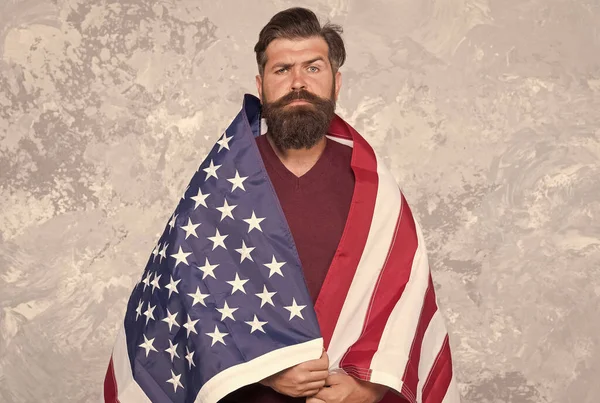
[{"left": 290, "top": 69, "right": 307, "bottom": 91}]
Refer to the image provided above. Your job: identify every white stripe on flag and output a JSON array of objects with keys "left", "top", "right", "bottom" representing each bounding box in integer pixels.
[
  {"left": 370, "top": 217, "right": 430, "bottom": 390},
  {"left": 326, "top": 135, "right": 354, "bottom": 148},
  {"left": 111, "top": 325, "right": 152, "bottom": 403},
  {"left": 327, "top": 152, "right": 402, "bottom": 368},
  {"left": 416, "top": 311, "right": 448, "bottom": 402},
  {"left": 442, "top": 374, "right": 461, "bottom": 403}
]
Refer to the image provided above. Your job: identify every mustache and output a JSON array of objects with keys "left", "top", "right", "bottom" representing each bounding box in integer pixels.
[{"left": 269, "top": 90, "right": 327, "bottom": 108}]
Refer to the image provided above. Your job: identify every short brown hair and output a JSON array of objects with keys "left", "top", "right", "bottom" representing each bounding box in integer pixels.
[{"left": 254, "top": 7, "right": 346, "bottom": 76}]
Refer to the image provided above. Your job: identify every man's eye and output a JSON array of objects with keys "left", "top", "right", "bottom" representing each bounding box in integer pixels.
[
  {"left": 275, "top": 68, "right": 287, "bottom": 74},
  {"left": 308, "top": 66, "right": 319, "bottom": 73}
]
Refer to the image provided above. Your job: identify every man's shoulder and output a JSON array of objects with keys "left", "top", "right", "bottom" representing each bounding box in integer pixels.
[
  {"left": 326, "top": 136, "right": 353, "bottom": 160},
  {"left": 254, "top": 134, "right": 271, "bottom": 158}
]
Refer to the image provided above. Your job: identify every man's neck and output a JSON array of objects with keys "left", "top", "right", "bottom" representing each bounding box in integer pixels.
[{"left": 266, "top": 134, "right": 327, "bottom": 178}]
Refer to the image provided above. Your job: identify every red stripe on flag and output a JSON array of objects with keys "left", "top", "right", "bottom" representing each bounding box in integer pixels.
[
  {"left": 402, "top": 276, "right": 438, "bottom": 398},
  {"left": 339, "top": 195, "right": 418, "bottom": 377},
  {"left": 104, "top": 356, "right": 120, "bottom": 403},
  {"left": 315, "top": 116, "right": 379, "bottom": 349},
  {"left": 422, "top": 336, "right": 453, "bottom": 403}
]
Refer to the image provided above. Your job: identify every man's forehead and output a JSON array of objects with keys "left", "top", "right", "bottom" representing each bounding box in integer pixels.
[{"left": 265, "top": 37, "right": 329, "bottom": 64}]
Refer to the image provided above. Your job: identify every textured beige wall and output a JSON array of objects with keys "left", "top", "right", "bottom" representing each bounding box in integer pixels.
[{"left": 1, "top": 0, "right": 600, "bottom": 402}]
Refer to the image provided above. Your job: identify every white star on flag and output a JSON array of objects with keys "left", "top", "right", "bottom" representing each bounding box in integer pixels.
[
  {"left": 196, "top": 258, "right": 219, "bottom": 280},
  {"left": 159, "top": 243, "right": 168, "bottom": 263},
  {"left": 151, "top": 244, "right": 160, "bottom": 261},
  {"left": 206, "top": 325, "right": 229, "bottom": 346},
  {"left": 264, "top": 255, "right": 285, "bottom": 277},
  {"left": 217, "top": 132, "right": 233, "bottom": 152},
  {"left": 243, "top": 211, "right": 265, "bottom": 233},
  {"left": 143, "top": 303, "right": 156, "bottom": 324},
  {"left": 216, "top": 301, "right": 238, "bottom": 321},
  {"left": 245, "top": 315, "right": 268, "bottom": 334},
  {"left": 141, "top": 272, "right": 151, "bottom": 291},
  {"left": 216, "top": 199, "right": 237, "bottom": 221},
  {"left": 180, "top": 218, "right": 200, "bottom": 239},
  {"left": 166, "top": 369, "right": 184, "bottom": 392},
  {"left": 168, "top": 214, "right": 178, "bottom": 233},
  {"left": 185, "top": 346, "right": 195, "bottom": 370},
  {"left": 135, "top": 299, "right": 144, "bottom": 320},
  {"left": 226, "top": 273, "right": 249, "bottom": 295},
  {"left": 187, "top": 286, "right": 210, "bottom": 307},
  {"left": 165, "top": 275, "right": 181, "bottom": 298},
  {"left": 161, "top": 308, "right": 180, "bottom": 332},
  {"left": 235, "top": 240, "right": 255, "bottom": 262},
  {"left": 150, "top": 273, "right": 161, "bottom": 293},
  {"left": 227, "top": 170, "right": 248, "bottom": 192},
  {"left": 190, "top": 188, "right": 210, "bottom": 209},
  {"left": 165, "top": 339, "right": 180, "bottom": 362},
  {"left": 203, "top": 159, "right": 221, "bottom": 181},
  {"left": 207, "top": 228, "right": 228, "bottom": 250},
  {"left": 284, "top": 298, "right": 306, "bottom": 320},
  {"left": 170, "top": 246, "right": 192, "bottom": 268},
  {"left": 255, "top": 285, "right": 277, "bottom": 308},
  {"left": 183, "top": 314, "right": 199, "bottom": 337},
  {"left": 139, "top": 334, "right": 158, "bottom": 357}
]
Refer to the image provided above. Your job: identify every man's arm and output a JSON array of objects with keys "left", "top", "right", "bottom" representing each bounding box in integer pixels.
[{"left": 260, "top": 350, "right": 330, "bottom": 398}]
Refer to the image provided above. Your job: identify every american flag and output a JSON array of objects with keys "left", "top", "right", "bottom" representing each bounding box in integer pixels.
[{"left": 104, "top": 94, "right": 460, "bottom": 403}]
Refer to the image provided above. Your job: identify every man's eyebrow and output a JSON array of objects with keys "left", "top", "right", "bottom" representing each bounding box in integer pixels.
[
  {"left": 270, "top": 57, "right": 327, "bottom": 70},
  {"left": 303, "top": 56, "right": 326, "bottom": 65},
  {"left": 271, "top": 62, "right": 294, "bottom": 70}
]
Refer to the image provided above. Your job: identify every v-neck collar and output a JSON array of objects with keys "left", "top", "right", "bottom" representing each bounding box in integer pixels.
[{"left": 260, "top": 136, "right": 333, "bottom": 188}]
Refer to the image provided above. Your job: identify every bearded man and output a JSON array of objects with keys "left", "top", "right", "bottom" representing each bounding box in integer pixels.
[{"left": 105, "top": 7, "right": 459, "bottom": 403}]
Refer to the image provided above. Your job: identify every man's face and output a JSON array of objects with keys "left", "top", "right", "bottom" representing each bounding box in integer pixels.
[{"left": 256, "top": 37, "right": 342, "bottom": 150}]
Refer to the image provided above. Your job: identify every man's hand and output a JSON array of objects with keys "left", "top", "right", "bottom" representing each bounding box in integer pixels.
[
  {"left": 306, "top": 372, "right": 389, "bottom": 403},
  {"left": 260, "top": 350, "right": 330, "bottom": 397}
]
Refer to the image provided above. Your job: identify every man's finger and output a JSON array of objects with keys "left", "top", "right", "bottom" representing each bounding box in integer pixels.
[
  {"left": 299, "top": 355, "right": 329, "bottom": 371},
  {"left": 300, "top": 379, "right": 326, "bottom": 392},
  {"left": 304, "top": 369, "right": 330, "bottom": 382},
  {"left": 324, "top": 373, "right": 347, "bottom": 386},
  {"left": 313, "top": 385, "right": 336, "bottom": 400},
  {"left": 313, "top": 350, "right": 329, "bottom": 364},
  {"left": 295, "top": 381, "right": 325, "bottom": 396},
  {"left": 306, "top": 397, "right": 326, "bottom": 403}
]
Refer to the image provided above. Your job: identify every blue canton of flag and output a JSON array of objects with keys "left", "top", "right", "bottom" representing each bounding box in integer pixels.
[{"left": 122, "top": 96, "right": 323, "bottom": 402}]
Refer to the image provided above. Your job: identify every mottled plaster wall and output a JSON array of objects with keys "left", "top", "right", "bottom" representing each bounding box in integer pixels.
[{"left": 1, "top": 1, "right": 599, "bottom": 402}]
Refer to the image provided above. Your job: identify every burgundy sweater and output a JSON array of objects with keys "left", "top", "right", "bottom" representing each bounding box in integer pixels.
[{"left": 219, "top": 135, "right": 355, "bottom": 403}]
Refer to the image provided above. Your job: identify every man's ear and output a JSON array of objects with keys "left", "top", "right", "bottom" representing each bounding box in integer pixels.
[
  {"left": 256, "top": 74, "right": 263, "bottom": 103},
  {"left": 334, "top": 71, "right": 342, "bottom": 101}
]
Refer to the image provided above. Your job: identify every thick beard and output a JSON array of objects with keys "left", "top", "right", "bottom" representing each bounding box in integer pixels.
[{"left": 261, "top": 86, "right": 336, "bottom": 151}]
